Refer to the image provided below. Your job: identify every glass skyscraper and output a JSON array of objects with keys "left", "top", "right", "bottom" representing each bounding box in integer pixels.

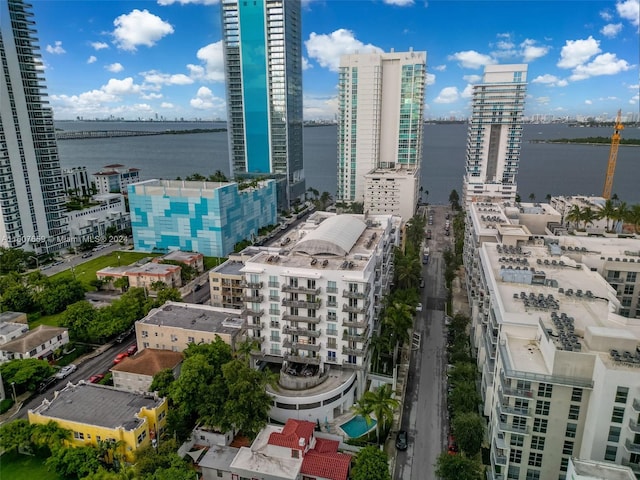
[
  {"left": 0, "top": 0, "right": 68, "bottom": 252},
  {"left": 221, "top": 0, "right": 304, "bottom": 209}
]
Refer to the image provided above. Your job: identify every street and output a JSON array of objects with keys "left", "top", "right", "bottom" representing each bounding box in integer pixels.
[{"left": 395, "top": 204, "right": 453, "bottom": 480}]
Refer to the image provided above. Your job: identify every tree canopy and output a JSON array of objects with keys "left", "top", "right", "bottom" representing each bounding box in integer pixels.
[{"left": 351, "top": 445, "right": 391, "bottom": 480}]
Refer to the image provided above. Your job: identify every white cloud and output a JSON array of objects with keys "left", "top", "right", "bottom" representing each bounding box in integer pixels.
[
  {"left": 426, "top": 73, "right": 435, "bottom": 86},
  {"left": 433, "top": 86, "right": 459, "bottom": 104},
  {"left": 46, "top": 41, "right": 66, "bottom": 55},
  {"left": 106, "top": 62, "right": 124, "bottom": 73},
  {"left": 600, "top": 10, "right": 613, "bottom": 21},
  {"left": 601, "top": 23, "right": 623, "bottom": 37},
  {"left": 304, "top": 94, "right": 338, "bottom": 120},
  {"left": 531, "top": 74, "right": 568, "bottom": 87},
  {"left": 141, "top": 92, "right": 163, "bottom": 100},
  {"left": 132, "top": 103, "right": 152, "bottom": 112},
  {"left": 557, "top": 36, "right": 601, "bottom": 69},
  {"left": 91, "top": 42, "right": 109, "bottom": 51},
  {"left": 568, "top": 53, "right": 632, "bottom": 81},
  {"left": 187, "top": 41, "right": 225, "bottom": 82},
  {"left": 102, "top": 77, "right": 141, "bottom": 95},
  {"left": 157, "top": 0, "right": 219, "bottom": 4},
  {"left": 630, "top": 93, "right": 639, "bottom": 104},
  {"left": 617, "top": 0, "right": 639, "bottom": 27},
  {"left": 190, "top": 86, "right": 225, "bottom": 110},
  {"left": 112, "top": 9, "right": 174, "bottom": 51},
  {"left": 305, "top": 29, "right": 383, "bottom": 72},
  {"left": 461, "top": 84, "right": 474, "bottom": 98},
  {"left": 302, "top": 57, "right": 312, "bottom": 70},
  {"left": 462, "top": 74, "right": 481, "bottom": 83},
  {"left": 433, "top": 64, "right": 446, "bottom": 72},
  {"left": 447, "top": 50, "right": 496, "bottom": 69},
  {"left": 585, "top": 99, "right": 593, "bottom": 105},
  {"left": 160, "top": 102, "right": 175, "bottom": 109},
  {"left": 520, "top": 39, "right": 549, "bottom": 62},
  {"left": 143, "top": 70, "right": 194, "bottom": 86},
  {"left": 536, "top": 96, "right": 551, "bottom": 105},
  {"left": 87, "top": 56, "right": 97, "bottom": 64},
  {"left": 383, "top": 0, "right": 414, "bottom": 5}
]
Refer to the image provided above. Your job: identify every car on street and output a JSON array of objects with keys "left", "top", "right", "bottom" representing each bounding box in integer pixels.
[
  {"left": 448, "top": 435, "right": 459, "bottom": 455},
  {"left": 81, "top": 252, "right": 92, "bottom": 258},
  {"left": 113, "top": 352, "right": 128, "bottom": 364},
  {"left": 416, "top": 303, "right": 423, "bottom": 312},
  {"left": 55, "top": 364, "right": 77, "bottom": 380},
  {"left": 420, "top": 279, "right": 425, "bottom": 288},
  {"left": 37, "top": 376, "right": 58, "bottom": 393},
  {"left": 426, "top": 229, "right": 432, "bottom": 239},
  {"left": 428, "top": 217, "right": 433, "bottom": 225},
  {"left": 126, "top": 344, "right": 138, "bottom": 356},
  {"left": 396, "top": 430, "right": 408, "bottom": 451},
  {"left": 88, "top": 374, "right": 105, "bottom": 384}
]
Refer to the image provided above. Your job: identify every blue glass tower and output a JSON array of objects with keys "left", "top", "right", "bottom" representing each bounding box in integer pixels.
[{"left": 221, "top": 0, "right": 305, "bottom": 209}]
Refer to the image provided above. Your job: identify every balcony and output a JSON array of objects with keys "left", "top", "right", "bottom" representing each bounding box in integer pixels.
[
  {"left": 499, "top": 373, "right": 533, "bottom": 398},
  {"left": 342, "top": 360, "right": 363, "bottom": 369},
  {"left": 486, "top": 471, "right": 504, "bottom": 480},
  {"left": 491, "top": 446, "right": 507, "bottom": 466},
  {"left": 245, "top": 321, "right": 265, "bottom": 330},
  {"left": 625, "top": 438, "right": 640, "bottom": 454},
  {"left": 629, "top": 419, "right": 640, "bottom": 433},
  {"left": 282, "top": 299, "right": 321, "bottom": 309},
  {"left": 342, "top": 327, "right": 369, "bottom": 342},
  {"left": 497, "top": 394, "right": 531, "bottom": 417},
  {"left": 243, "top": 294, "right": 264, "bottom": 302},
  {"left": 281, "top": 284, "right": 321, "bottom": 295},
  {"left": 342, "top": 346, "right": 367, "bottom": 356},
  {"left": 283, "top": 326, "right": 321, "bottom": 338},
  {"left": 241, "top": 281, "right": 263, "bottom": 289},
  {"left": 282, "top": 314, "right": 321, "bottom": 324},
  {"left": 326, "top": 286, "right": 338, "bottom": 294},
  {"left": 342, "top": 287, "right": 370, "bottom": 299},
  {"left": 342, "top": 318, "right": 368, "bottom": 328},
  {"left": 342, "top": 304, "right": 366, "bottom": 314},
  {"left": 621, "top": 458, "right": 640, "bottom": 474},
  {"left": 497, "top": 420, "right": 529, "bottom": 435},
  {"left": 633, "top": 398, "right": 640, "bottom": 412},
  {"left": 241, "top": 308, "right": 264, "bottom": 317},
  {"left": 285, "top": 353, "right": 321, "bottom": 365}
]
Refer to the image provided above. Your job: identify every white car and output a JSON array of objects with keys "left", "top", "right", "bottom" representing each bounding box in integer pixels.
[
  {"left": 55, "top": 364, "right": 77, "bottom": 380},
  {"left": 416, "top": 303, "right": 423, "bottom": 312}
]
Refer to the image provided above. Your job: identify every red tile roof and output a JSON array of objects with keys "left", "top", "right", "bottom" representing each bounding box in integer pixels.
[
  {"left": 302, "top": 451, "right": 351, "bottom": 480},
  {"left": 268, "top": 419, "right": 316, "bottom": 450}
]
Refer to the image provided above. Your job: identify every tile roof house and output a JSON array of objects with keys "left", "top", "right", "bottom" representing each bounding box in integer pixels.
[
  {"left": 0, "top": 325, "right": 68, "bottom": 363},
  {"left": 228, "top": 419, "right": 351, "bottom": 480},
  {"left": 111, "top": 349, "right": 183, "bottom": 394}
]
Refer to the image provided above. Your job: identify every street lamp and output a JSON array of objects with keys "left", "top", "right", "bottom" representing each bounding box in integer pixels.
[
  {"left": 10, "top": 382, "right": 16, "bottom": 403},
  {"left": 117, "top": 254, "right": 121, "bottom": 266}
]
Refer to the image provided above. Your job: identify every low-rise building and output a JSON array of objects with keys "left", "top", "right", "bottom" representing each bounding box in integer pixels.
[
  {"left": 0, "top": 311, "right": 27, "bottom": 324},
  {"left": 209, "top": 250, "right": 262, "bottom": 310},
  {"left": 63, "top": 166, "right": 92, "bottom": 198},
  {"left": 567, "top": 458, "right": 635, "bottom": 480},
  {"left": 155, "top": 250, "right": 205, "bottom": 273},
  {"left": 0, "top": 321, "right": 29, "bottom": 346},
  {"left": 93, "top": 164, "right": 140, "bottom": 195},
  {"left": 363, "top": 167, "right": 419, "bottom": 222},
  {"left": 135, "top": 302, "right": 245, "bottom": 353},
  {"left": 97, "top": 262, "right": 182, "bottom": 290},
  {"left": 28, "top": 382, "right": 167, "bottom": 461},
  {"left": 0, "top": 325, "right": 68, "bottom": 363},
  {"left": 229, "top": 419, "right": 351, "bottom": 480},
  {"left": 65, "top": 193, "right": 130, "bottom": 245},
  {"left": 111, "top": 349, "right": 182, "bottom": 394}
]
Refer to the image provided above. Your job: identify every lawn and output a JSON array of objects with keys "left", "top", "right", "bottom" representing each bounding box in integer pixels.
[{"left": 0, "top": 452, "right": 63, "bottom": 480}]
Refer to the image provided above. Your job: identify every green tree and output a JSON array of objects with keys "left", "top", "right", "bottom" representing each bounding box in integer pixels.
[
  {"left": 449, "top": 382, "right": 480, "bottom": 417},
  {"left": 452, "top": 412, "right": 485, "bottom": 456},
  {"left": 149, "top": 368, "right": 176, "bottom": 397},
  {"left": 629, "top": 204, "right": 640, "bottom": 234},
  {"left": 31, "top": 420, "right": 72, "bottom": 453},
  {"left": 208, "top": 170, "right": 228, "bottom": 182},
  {"left": 613, "top": 201, "right": 630, "bottom": 231},
  {"left": 435, "top": 452, "right": 483, "bottom": 480},
  {"left": 36, "top": 277, "right": 86, "bottom": 315},
  {"left": 0, "top": 358, "right": 55, "bottom": 392},
  {"left": 449, "top": 189, "right": 460, "bottom": 210},
  {"left": 46, "top": 445, "right": 102, "bottom": 479},
  {"left": 134, "top": 439, "right": 191, "bottom": 478},
  {"left": 363, "top": 384, "right": 399, "bottom": 444},
  {"left": 528, "top": 192, "right": 536, "bottom": 202},
  {"left": 0, "top": 283, "right": 36, "bottom": 312},
  {"left": 113, "top": 276, "right": 129, "bottom": 293},
  {"left": 598, "top": 199, "right": 617, "bottom": 231},
  {"left": 447, "top": 362, "right": 476, "bottom": 386},
  {"left": 351, "top": 445, "right": 391, "bottom": 480},
  {"left": 351, "top": 395, "right": 375, "bottom": 429},
  {"left": 0, "top": 419, "right": 34, "bottom": 454},
  {"left": 317, "top": 191, "right": 333, "bottom": 210},
  {"left": 565, "top": 204, "right": 582, "bottom": 229},
  {"left": 580, "top": 206, "right": 597, "bottom": 229},
  {"left": 61, "top": 300, "right": 97, "bottom": 341},
  {"left": 0, "top": 247, "right": 32, "bottom": 274}
]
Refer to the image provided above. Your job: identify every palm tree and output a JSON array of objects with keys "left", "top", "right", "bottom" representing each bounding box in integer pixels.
[
  {"left": 31, "top": 421, "right": 71, "bottom": 453},
  {"left": 628, "top": 204, "right": 640, "bottom": 234},
  {"left": 580, "top": 206, "right": 597, "bottom": 229},
  {"left": 598, "top": 199, "right": 617, "bottom": 232},
  {"left": 565, "top": 205, "right": 582, "bottom": 230},
  {"left": 613, "top": 202, "right": 630, "bottom": 232},
  {"left": 363, "top": 384, "right": 399, "bottom": 444},
  {"left": 529, "top": 193, "right": 536, "bottom": 202},
  {"left": 351, "top": 396, "right": 375, "bottom": 430},
  {"left": 235, "top": 338, "right": 260, "bottom": 367}
]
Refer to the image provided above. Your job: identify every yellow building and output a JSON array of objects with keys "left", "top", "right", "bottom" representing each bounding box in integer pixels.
[{"left": 28, "top": 382, "right": 167, "bottom": 461}]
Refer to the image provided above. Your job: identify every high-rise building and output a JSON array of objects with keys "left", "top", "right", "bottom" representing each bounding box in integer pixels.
[
  {"left": 0, "top": 0, "right": 68, "bottom": 253},
  {"left": 221, "top": 0, "right": 304, "bottom": 209},
  {"left": 463, "top": 64, "right": 528, "bottom": 204},
  {"left": 337, "top": 50, "right": 426, "bottom": 214}
]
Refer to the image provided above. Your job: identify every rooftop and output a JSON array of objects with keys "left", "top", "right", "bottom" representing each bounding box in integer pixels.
[
  {"left": 30, "top": 383, "right": 163, "bottom": 430},
  {"left": 570, "top": 458, "right": 636, "bottom": 480},
  {"left": 196, "top": 445, "right": 240, "bottom": 472},
  {"left": 0, "top": 321, "right": 28, "bottom": 338},
  {"left": 1, "top": 325, "right": 67, "bottom": 354},
  {"left": 161, "top": 251, "right": 203, "bottom": 262},
  {"left": 111, "top": 348, "right": 183, "bottom": 376},
  {"left": 137, "top": 302, "right": 244, "bottom": 337},
  {"left": 98, "top": 263, "right": 180, "bottom": 277},
  {"left": 213, "top": 260, "right": 245, "bottom": 276},
  {"left": 0, "top": 311, "right": 27, "bottom": 324}
]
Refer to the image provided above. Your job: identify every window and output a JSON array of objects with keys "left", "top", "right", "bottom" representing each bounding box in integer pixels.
[
  {"left": 624, "top": 284, "right": 634, "bottom": 295},
  {"left": 560, "top": 458, "right": 569, "bottom": 472},
  {"left": 608, "top": 426, "right": 621, "bottom": 443},
  {"left": 73, "top": 431, "right": 84, "bottom": 440},
  {"left": 562, "top": 440, "right": 574, "bottom": 455},
  {"left": 627, "top": 272, "right": 637, "bottom": 282},
  {"left": 510, "top": 448, "right": 522, "bottom": 463},
  {"left": 137, "top": 430, "right": 147, "bottom": 444},
  {"left": 565, "top": 423, "right": 577, "bottom": 438},
  {"left": 531, "top": 436, "right": 545, "bottom": 450},
  {"left": 513, "top": 416, "right": 527, "bottom": 429},
  {"left": 507, "top": 466, "right": 520, "bottom": 479},
  {"left": 571, "top": 388, "right": 582, "bottom": 402},
  {"left": 568, "top": 405, "right": 580, "bottom": 420},
  {"left": 604, "top": 445, "right": 617, "bottom": 461},
  {"left": 217, "top": 470, "right": 223, "bottom": 478},
  {"left": 535, "top": 400, "right": 550, "bottom": 416},
  {"left": 533, "top": 418, "right": 547, "bottom": 433},
  {"left": 187, "top": 336, "right": 195, "bottom": 343},
  {"left": 525, "top": 470, "right": 540, "bottom": 480},
  {"left": 537, "top": 383, "right": 552, "bottom": 398},
  {"left": 528, "top": 452, "right": 543, "bottom": 467},
  {"left": 291, "top": 449, "right": 299, "bottom": 458},
  {"left": 615, "top": 386, "right": 629, "bottom": 404},
  {"left": 510, "top": 434, "right": 524, "bottom": 447},
  {"left": 611, "top": 406, "right": 625, "bottom": 423},
  {"left": 327, "top": 351, "right": 336, "bottom": 362},
  {"left": 142, "top": 330, "right": 148, "bottom": 338}
]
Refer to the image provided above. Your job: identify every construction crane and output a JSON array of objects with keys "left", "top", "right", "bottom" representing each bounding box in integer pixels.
[{"left": 602, "top": 109, "right": 624, "bottom": 200}]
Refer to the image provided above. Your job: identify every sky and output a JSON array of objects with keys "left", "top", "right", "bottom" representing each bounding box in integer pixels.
[{"left": 30, "top": 0, "right": 640, "bottom": 121}]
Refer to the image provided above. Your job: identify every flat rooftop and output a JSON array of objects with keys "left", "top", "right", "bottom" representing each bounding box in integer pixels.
[
  {"left": 162, "top": 251, "right": 203, "bottom": 262},
  {"left": 571, "top": 458, "right": 635, "bottom": 480},
  {"left": 267, "top": 368, "right": 356, "bottom": 398},
  {"left": 214, "top": 260, "right": 245, "bottom": 276},
  {"left": 31, "top": 383, "right": 163, "bottom": 430},
  {"left": 138, "top": 302, "right": 244, "bottom": 337},
  {"left": 197, "top": 445, "right": 240, "bottom": 472},
  {"left": 0, "top": 322, "right": 28, "bottom": 338}
]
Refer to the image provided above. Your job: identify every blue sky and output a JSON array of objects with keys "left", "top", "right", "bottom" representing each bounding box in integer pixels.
[{"left": 33, "top": 0, "right": 639, "bottom": 121}]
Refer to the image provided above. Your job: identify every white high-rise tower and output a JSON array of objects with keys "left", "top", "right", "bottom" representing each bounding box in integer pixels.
[{"left": 463, "top": 64, "right": 528, "bottom": 203}]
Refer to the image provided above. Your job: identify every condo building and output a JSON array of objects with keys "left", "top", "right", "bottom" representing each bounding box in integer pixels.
[
  {"left": 337, "top": 50, "right": 426, "bottom": 219},
  {"left": 93, "top": 164, "right": 140, "bottom": 195},
  {"left": 221, "top": 0, "right": 305, "bottom": 209},
  {"left": 462, "top": 64, "right": 528, "bottom": 204},
  {"left": 463, "top": 201, "right": 640, "bottom": 480},
  {"left": 0, "top": 0, "right": 68, "bottom": 252}
]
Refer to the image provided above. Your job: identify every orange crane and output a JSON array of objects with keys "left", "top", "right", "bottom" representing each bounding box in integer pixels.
[{"left": 602, "top": 109, "right": 624, "bottom": 200}]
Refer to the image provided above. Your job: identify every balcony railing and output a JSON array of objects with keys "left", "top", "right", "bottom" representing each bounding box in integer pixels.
[
  {"left": 342, "top": 360, "right": 363, "bottom": 369},
  {"left": 243, "top": 294, "right": 264, "bottom": 302},
  {"left": 241, "top": 281, "right": 263, "bottom": 289},
  {"left": 625, "top": 438, "right": 640, "bottom": 454},
  {"left": 629, "top": 419, "right": 640, "bottom": 433},
  {"left": 241, "top": 308, "right": 264, "bottom": 317},
  {"left": 285, "top": 353, "right": 321, "bottom": 365},
  {"left": 282, "top": 299, "right": 322, "bottom": 309},
  {"left": 342, "top": 346, "right": 367, "bottom": 356},
  {"left": 497, "top": 395, "right": 531, "bottom": 417},
  {"left": 343, "top": 326, "right": 369, "bottom": 342},
  {"left": 245, "top": 322, "right": 265, "bottom": 330},
  {"left": 342, "top": 318, "right": 368, "bottom": 328},
  {"left": 342, "top": 304, "right": 366, "bottom": 314},
  {"left": 281, "top": 284, "right": 321, "bottom": 295},
  {"left": 326, "top": 286, "right": 338, "bottom": 293},
  {"left": 499, "top": 373, "right": 533, "bottom": 398},
  {"left": 491, "top": 447, "right": 507, "bottom": 466},
  {"left": 497, "top": 420, "right": 529, "bottom": 435},
  {"left": 282, "top": 314, "right": 321, "bottom": 324},
  {"left": 283, "top": 326, "right": 321, "bottom": 338},
  {"left": 621, "top": 458, "right": 640, "bottom": 473},
  {"left": 342, "top": 287, "right": 370, "bottom": 299}
]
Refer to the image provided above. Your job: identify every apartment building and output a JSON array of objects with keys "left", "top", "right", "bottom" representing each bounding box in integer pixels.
[
  {"left": 463, "top": 201, "right": 640, "bottom": 480},
  {"left": 65, "top": 193, "right": 130, "bottom": 245},
  {"left": 28, "top": 382, "right": 167, "bottom": 461},
  {"left": 0, "top": 325, "right": 68, "bottom": 363},
  {"left": 135, "top": 302, "right": 245, "bottom": 353},
  {"left": 63, "top": 166, "right": 92, "bottom": 198},
  {"left": 364, "top": 167, "right": 420, "bottom": 222},
  {"left": 97, "top": 262, "right": 182, "bottom": 290},
  {"left": 93, "top": 164, "right": 140, "bottom": 194},
  {"left": 111, "top": 348, "right": 182, "bottom": 394},
  {"left": 0, "top": 320, "right": 28, "bottom": 346}
]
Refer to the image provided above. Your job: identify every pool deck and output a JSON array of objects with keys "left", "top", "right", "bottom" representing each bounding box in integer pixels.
[{"left": 337, "top": 414, "right": 378, "bottom": 439}]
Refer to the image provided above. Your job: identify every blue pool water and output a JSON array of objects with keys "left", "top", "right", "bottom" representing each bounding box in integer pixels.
[{"left": 340, "top": 415, "right": 377, "bottom": 438}]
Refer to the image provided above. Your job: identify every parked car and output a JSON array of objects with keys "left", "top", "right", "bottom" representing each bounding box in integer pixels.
[
  {"left": 416, "top": 303, "right": 423, "bottom": 312},
  {"left": 448, "top": 435, "right": 459, "bottom": 454},
  {"left": 426, "top": 229, "right": 432, "bottom": 239},
  {"left": 81, "top": 252, "right": 92, "bottom": 258},
  {"left": 37, "top": 376, "right": 58, "bottom": 393},
  {"left": 55, "top": 364, "right": 77, "bottom": 380},
  {"left": 88, "top": 374, "right": 105, "bottom": 384},
  {"left": 420, "top": 279, "right": 425, "bottom": 288},
  {"left": 113, "top": 353, "right": 128, "bottom": 364},
  {"left": 395, "top": 430, "right": 408, "bottom": 451},
  {"left": 126, "top": 344, "right": 138, "bottom": 356}
]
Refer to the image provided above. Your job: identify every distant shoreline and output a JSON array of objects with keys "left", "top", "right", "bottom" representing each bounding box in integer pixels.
[{"left": 530, "top": 137, "right": 640, "bottom": 146}]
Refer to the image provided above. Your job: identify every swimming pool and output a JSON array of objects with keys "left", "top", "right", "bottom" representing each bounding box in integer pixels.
[{"left": 339, "top": 415, "right": 377, "bottom": 438}]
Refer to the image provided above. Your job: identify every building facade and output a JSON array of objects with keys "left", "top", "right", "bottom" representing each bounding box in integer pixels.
[
  {"left": 65, "top": 193, "right": 130, "bottom": 245},
  {"left": 93, "top": 164, "right": 140, "bottom": 194},
  {"left": 111, "top": 348, "right": 182, "bottom": 394},
  {"left": 221, "top": 0, "right": 305, "bottom": 208},
  {"left": 364, "top": 167, "right": 420, "bottom": 222},
  {"left": 97, "top": 262, "right": 182, "bottom": 290},
  {"left": 0, "top": 0, "right": 68, "bottom": 252},
  {"left": 337, "top": 50, "right": 426, "bottom": 208},
  {"left": 63, "top": 166, "right": 92, "bottom": 198},
  {"left": 462, "top": 64, "right": 528, "bottom": 204},
  {"left": 128, "top": 179, "right": 277, "bottom": 258},
  {"left": 0, "top": 325, "right": 68, "bottom": 363}
]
